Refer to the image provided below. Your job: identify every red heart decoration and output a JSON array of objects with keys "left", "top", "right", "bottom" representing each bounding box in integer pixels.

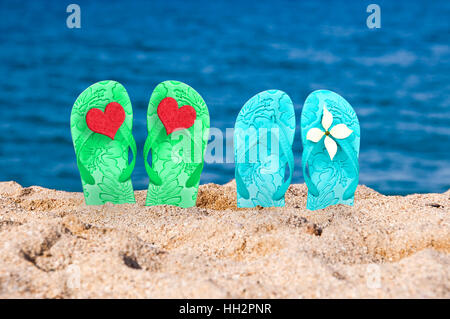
[
  {"left": 157, "top": 97, "right": 197, "bottom": 135},
  {"left": 86, "top": 102, "right": 126, "bottom": 140}
]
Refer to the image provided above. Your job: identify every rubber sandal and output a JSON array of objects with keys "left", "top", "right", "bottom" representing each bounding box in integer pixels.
[
  {"left": 301, "top": 89, "right": 360, "bottom": 210},
  {"left": 71, "top": 80, "right": 136, "bottom": 205},
  {"left": 234, "top": 90, "right": 296, "bottom": 208},
  {"left": 144, "top": 80, "right": 210, "bottom": 208}
]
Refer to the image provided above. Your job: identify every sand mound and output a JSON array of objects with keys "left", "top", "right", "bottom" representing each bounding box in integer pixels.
[{"left": 0, "top": 181, "right": 448, "bottom": 298}]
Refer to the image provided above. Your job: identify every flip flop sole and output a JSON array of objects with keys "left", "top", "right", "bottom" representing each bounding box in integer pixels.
[
  {"left": 234, "top": 90, "right": 295, "bottom": 207},
  {"left": 71, "top": 80, "right": 135, "bottom": 205},
  {"left": 145, "top": 81, "right": 210, "bottom": 208},
  {"left": 301, "top": 90, "right": 360, "bottom": 210}
]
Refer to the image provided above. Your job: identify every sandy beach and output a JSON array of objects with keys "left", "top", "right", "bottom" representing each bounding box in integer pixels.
[{"left": 0, "top": 181, "right": 448, "bottom": 298}]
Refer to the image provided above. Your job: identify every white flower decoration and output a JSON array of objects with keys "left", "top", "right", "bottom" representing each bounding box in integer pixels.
[{"left": 306, "top": 105, "right": 353, "bottom": 160}]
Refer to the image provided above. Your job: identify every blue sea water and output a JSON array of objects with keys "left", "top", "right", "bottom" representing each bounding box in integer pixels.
[{"left": 0, "top": 0, "right": 449, "bottom": 195}]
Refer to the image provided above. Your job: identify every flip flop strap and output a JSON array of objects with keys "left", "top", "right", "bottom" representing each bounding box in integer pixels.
[
  {"left": 185, "top": 139, "right": 205, "bottom": 188},
  {"left": 271, "top": 123, "right": 294, "bottom": 201},
  {"left": 334, "top": 138, "right": 359, "bottom": 200},
  {"left": 235, "top": 122, "right": 294, "bottom": 201},
  {"left": 302, "top": 138, "right": 358, "bottom": 199},
  {"left": 144, "top": 129, "right": 205, "bottom": 187},
  {"left": 302, "top": 141, "right": 319, "bottom": 196},
  {"left": 117, "top": 125, "right": 137, "bottom": 183},
  {"left": 75, "top": 123, "right": 136, "bottom": 185},
  {"left": 235, "top": 163, "right": 250, "bottom": 199},
  {"left": 235, "top": 135, "right": 261, "bottom": 200},
  {"left": 143, "top": 131, "right": 163, "bottom": 186},
  {"left": 75, "top": 132, "right": 95, "bottom": 185}
]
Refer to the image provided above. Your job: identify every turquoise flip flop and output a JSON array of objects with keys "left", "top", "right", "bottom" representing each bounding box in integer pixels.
[
  {"left": 234, "top": 90, "right": 295, "bottom": 208},
  {"left": 301, "top": 90, "right": 360, "bottom": 210}
]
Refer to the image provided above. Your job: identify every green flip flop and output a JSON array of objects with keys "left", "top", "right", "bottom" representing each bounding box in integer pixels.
[
  {"left": 71, "top": 80, "right": 136, "bottom": 205},
  {"left": 144, "top": 80, "right": 210, "bottom": 208}
]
